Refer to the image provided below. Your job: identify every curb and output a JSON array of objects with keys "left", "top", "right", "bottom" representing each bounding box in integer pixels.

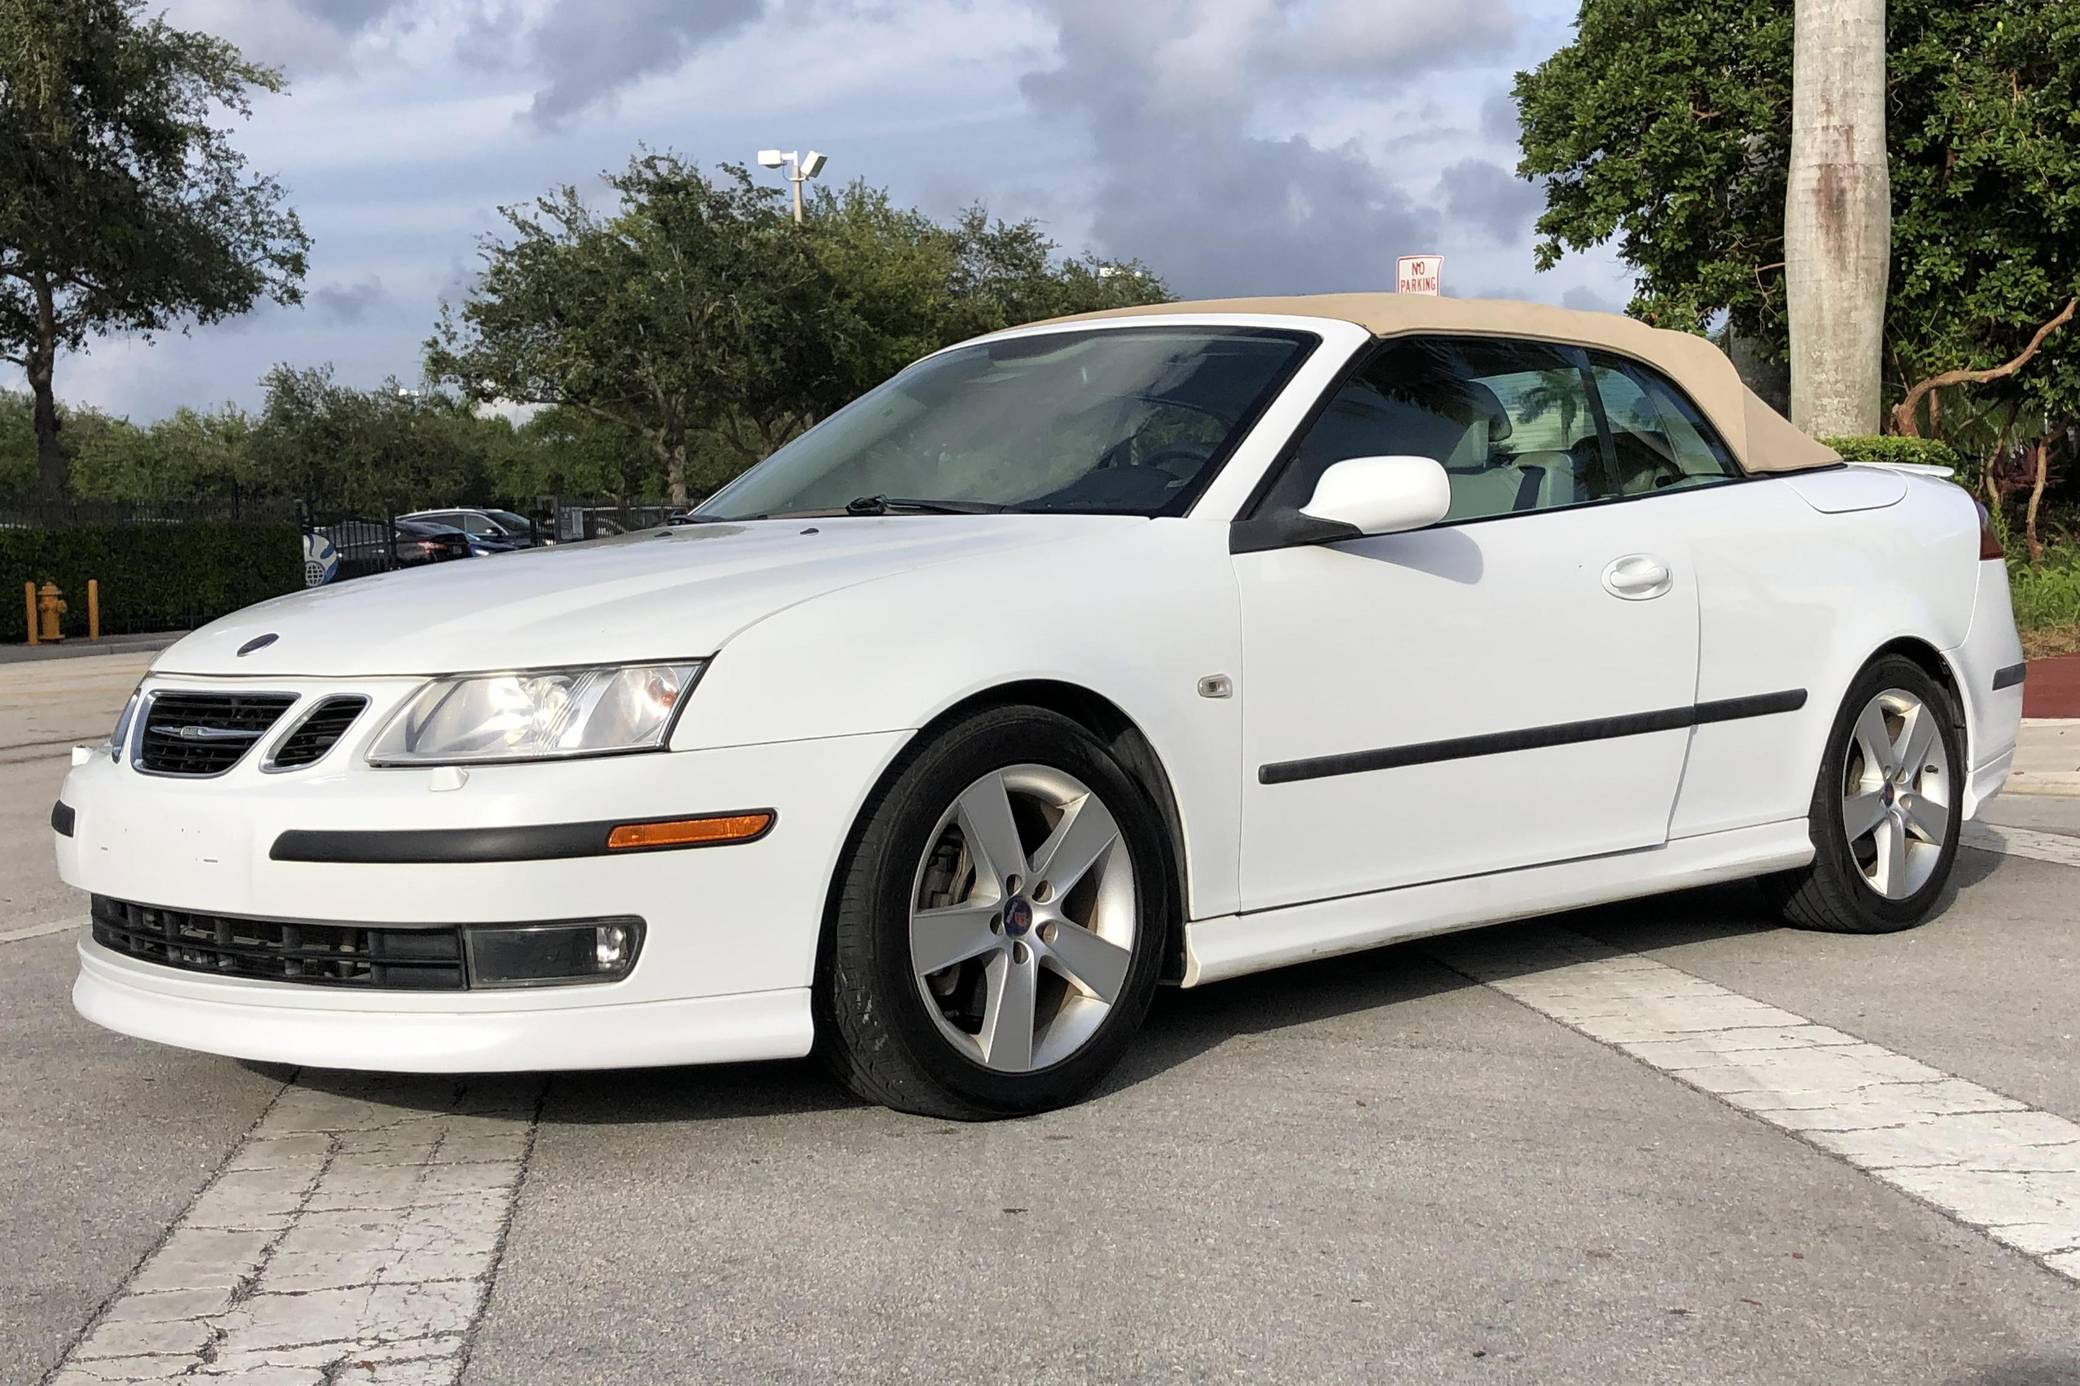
[
  {"left": 0, "top": 633, "right": 183, "bottom": 666},
  {"left": 2010, "top": 717, "right": 2078, "bottom": 797},
  {"left": 2002, "top": 775, "right": 2080, "bottom": 797}
]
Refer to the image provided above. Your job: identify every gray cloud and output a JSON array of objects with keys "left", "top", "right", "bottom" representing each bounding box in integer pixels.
[
  {"left": 1481, "top": 88, "right": 1521, "bottom": 144},
  {"left": 1018, "top": 0, "right": 1516, "bottom": 295},
  {"left": 311, "top": 278, "right": 390, "bottom": 324},
  {"left": 1562, "top": 285, "right": 1620, "bottom": 313},
  {"left": 169, "top": 0, "right": 417, "bottom": 76},
  {"left": 521, "top": 0, "right": 763, "bottom": 127},
  {"left": 1436, "top": 158, "right": 1543, "bottom": 244},
  {"left": 291, "top": 0, "right": 403, "bottom": 26}
]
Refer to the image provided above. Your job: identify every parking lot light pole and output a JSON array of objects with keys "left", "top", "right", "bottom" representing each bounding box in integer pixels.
[{"left": 756, "top": 148, "right": 828, "bottom": 224}]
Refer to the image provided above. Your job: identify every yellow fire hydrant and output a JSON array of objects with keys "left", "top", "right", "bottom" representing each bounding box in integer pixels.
[{"left": 36, "top": 582, "right": 67, "bottom": 644}]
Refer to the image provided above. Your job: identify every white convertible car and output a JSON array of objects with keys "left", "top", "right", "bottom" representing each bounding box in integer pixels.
[{"left": 54, "top": 295, "right": 2026, "bottom": 1119}]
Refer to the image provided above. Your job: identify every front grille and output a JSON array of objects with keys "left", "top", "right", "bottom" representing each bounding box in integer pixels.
[
  {"left": 267, "top": 696, "right": 368, "bottom": 770},
  {"left": 91, "top": 896, "right": 465, "bottom": 990},
  {"left": 138, "top": 692, "right": 297, "bottom": 776}
]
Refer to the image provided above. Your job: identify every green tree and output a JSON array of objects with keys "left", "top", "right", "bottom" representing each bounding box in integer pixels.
[
  {"left": 68, "top": 404, "right": 250, "bottom": 502},
  {"left": 510, "top": 406, "right": 655, "bottom": 498},
  {"left": 0, "top": 0, "right": 308, "bottom": 497},
  {"left": 430, "top": 154, "right": 1167, "bottom": 503},
  {"left": 428, "top": 155, "right": 821, "bottom": 505},
  {"left": 243, "top": 364, "right": 524, "bottom": 511},
  {"left": 1516, "top": 0, "right": 2080, "bottom": 440},
  {"left": 0, "top": 390, "right": 36, "bottom": 495}
]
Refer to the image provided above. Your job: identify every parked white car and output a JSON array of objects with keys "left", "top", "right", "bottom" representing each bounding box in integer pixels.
[{"left": 54, "top": 295, "right": 2026, "bottom": 1119}]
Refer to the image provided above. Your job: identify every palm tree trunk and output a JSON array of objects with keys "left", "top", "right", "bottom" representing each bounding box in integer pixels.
[{"left": 1785, "top": 0, "right": 1890, "bottom": 438}]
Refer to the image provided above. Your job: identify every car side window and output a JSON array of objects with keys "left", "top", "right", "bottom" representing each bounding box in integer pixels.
[
  {"left": 1584, "top": 352, "right": 1741, "bottom": 493},
  {"left": 1262, "top": 335, "right": 1615, "bottom": 522},
  {"left": 458, "top": 513, "right": 498, "bottom": 536}
]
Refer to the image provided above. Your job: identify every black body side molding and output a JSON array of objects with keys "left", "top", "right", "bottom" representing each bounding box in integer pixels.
[{"left": 1259, "top": 690, "right": 1808, "bottom": 786}]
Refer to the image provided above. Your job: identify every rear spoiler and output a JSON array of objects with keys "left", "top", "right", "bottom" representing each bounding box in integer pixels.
[{"left": 1847, "top": 460, "right": 1956, "bottom": 479}]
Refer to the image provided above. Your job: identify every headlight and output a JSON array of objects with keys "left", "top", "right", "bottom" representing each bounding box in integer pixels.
[
  {"left": 368, "top": 661, "right": 704, "bottom": 766},
  {"left": 108, "top": 687, "right": 141, "bottom": 761}
]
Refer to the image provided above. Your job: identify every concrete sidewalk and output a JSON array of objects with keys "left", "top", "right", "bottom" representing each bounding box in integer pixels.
[
  {"left": 2009, "top": 718, "right": 2080, "bottom": 796},
  {"left": 0, "top": 632, "right": 183, "bottom": 665}
]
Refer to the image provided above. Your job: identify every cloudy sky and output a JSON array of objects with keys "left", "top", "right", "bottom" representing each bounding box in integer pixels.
[{"left": 44, "top": 0, "right": 1631, "bottom": 421}]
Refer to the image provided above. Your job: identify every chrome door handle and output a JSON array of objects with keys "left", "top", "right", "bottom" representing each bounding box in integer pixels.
[{"left": 1602, "top": 553, "right": 1673, "bottom": 600}]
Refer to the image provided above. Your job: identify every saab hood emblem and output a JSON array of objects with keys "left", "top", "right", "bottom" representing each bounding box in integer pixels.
[{"left": 237, "top": 633, "right": 279, "bottom": 657}]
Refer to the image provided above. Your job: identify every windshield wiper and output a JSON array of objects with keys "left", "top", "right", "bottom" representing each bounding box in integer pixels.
[{"left": 844, "top": 495, "right": 1005, "bottom": 516}]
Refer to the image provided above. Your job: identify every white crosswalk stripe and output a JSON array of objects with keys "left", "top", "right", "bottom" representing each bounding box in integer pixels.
[
  {"left": 1432, "top": 924, "right": 2080, "bottom": 1287},
  {"left": 50, "top": 1075, "right": 542, "bottom": 1386}
]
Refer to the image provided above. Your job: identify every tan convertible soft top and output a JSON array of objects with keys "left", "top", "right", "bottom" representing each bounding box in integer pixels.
[{"left": 1043, "top": 293, "right": 1839, "bottom": 475}]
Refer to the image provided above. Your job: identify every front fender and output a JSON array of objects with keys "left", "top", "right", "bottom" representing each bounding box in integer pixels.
[{"left": 676, "top": 518, "right": 1246, "bottom": 918}]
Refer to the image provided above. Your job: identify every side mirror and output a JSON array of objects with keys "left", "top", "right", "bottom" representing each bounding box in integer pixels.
[{"left": 1300, "top": 455, "right": 1451, "bottom": 537}]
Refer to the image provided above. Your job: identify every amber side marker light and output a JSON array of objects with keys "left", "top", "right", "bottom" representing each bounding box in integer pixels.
[{"left": 606, "top": 811, "right": 775, "bottom": 851}]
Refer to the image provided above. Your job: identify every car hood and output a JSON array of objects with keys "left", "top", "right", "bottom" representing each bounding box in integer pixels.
[{"left": 157, "top": 516, "right": 1133, "bottom": 677}]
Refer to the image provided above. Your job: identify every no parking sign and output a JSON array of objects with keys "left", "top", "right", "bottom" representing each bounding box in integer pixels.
[{"left": 1396, "top": 255, "right": 1442, "bottom": 295}]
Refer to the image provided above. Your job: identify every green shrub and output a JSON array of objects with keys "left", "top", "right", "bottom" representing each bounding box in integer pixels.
[
  {"left": 1822, "top": 435, "right": 1966, "bottom": 472},
  {"left": 0, "top": 520, "right": 301, "bottom": 643},
  {"left": 2009, "top": 545, "right": 2080, "bottom": 634}
]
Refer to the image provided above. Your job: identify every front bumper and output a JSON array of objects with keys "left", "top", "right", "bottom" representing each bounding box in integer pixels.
[
  {"left": 56, "top": 699, "right": 908, "bottom": 1070},
  {"left": 75, "top": 943, "right": 812, "bottom": 1070}
]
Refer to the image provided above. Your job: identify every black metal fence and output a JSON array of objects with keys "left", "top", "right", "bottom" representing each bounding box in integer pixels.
[
  {"left": 296, "top": 497, "right": 687, "bottom": 586},
  {"left": 535, "top": 496, "right": 692, "bottom": 542},
  {"left": 4, "top": 493, "right": 697, "bottom": 643}
]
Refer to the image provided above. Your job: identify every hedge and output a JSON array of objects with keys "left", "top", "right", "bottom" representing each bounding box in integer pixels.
[
  {"left": 1820, "top": 435, "right": 1967, "bottom": 475},
  {"left": 1, "top": 520, "right": 301, "bottom": 643}
]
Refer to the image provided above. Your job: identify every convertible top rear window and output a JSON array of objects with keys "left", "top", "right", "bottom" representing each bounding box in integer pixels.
[{"left": 698, "top": 326, "right": 1317, "bottom": 519}]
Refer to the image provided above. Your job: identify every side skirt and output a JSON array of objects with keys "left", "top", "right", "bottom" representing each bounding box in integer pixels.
[{"left": 1181, "top": 819, "right": 1815, "bottom": 987}]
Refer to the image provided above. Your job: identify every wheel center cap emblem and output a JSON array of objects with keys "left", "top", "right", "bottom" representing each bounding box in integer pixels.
[
  {"left": 1003, "top": 898, "right": 1033, "bottom": 937},
  {"left": 1881, "top": 783, "right": 1896, "bottom": 807}
]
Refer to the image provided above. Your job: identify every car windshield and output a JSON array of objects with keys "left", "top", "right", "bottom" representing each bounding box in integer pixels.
[
  {"left": 487, "top": 510, "right": 533, "bottom": 531},
  {"left": 696, "top": 326, "right": 1316, "bottom": 520}
]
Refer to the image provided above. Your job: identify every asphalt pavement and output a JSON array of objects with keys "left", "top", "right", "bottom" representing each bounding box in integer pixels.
[{"left": 5, "top": 655, "right": 2077, "bottom": 1385}]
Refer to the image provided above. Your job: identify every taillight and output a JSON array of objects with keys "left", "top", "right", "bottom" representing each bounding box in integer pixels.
[{"left": 1976, "top": 502, "right": 2003, "bottom": 560}]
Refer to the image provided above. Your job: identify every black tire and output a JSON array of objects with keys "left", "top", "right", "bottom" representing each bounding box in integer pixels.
[
  {"left": 814, "top": 705, "right": 1170, "bottom": 1119},
  {"left": 1761, "top": 655, "right": 1965, "bottom": 933}
]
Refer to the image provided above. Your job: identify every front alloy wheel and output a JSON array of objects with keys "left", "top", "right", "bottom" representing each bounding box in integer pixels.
[
  {"left": 910, "top": 764, "right": 1137, "bottom": 1073},
  {"left": 817, "top": 706, "right": 1168, "bottom": 1119}
]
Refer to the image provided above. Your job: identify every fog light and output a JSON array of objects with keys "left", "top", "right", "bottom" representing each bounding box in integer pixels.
[
  {"left": 594, "top": 923, "right": 633, "bottom": 968},
  {"left": 465, "top": 918, "right": 644, "bottom": 988}
]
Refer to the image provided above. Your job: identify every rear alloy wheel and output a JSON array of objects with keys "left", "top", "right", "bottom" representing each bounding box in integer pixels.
[
  {"left": 1838, "top": 687, "right": 1954, "bottom": 901},
  {"left": 817, "top": 706, "right": 1168, "bottom": 1118},
  {"left": 1763, "top": 655, "right": 1964, "bottom": 933}
]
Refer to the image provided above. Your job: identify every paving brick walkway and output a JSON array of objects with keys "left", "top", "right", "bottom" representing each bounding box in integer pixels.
[{"left": 2025, "top": 653, "right": 2080, "bottom": 719}]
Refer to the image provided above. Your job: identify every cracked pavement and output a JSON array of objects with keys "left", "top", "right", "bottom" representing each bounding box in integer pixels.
[{"left": 7, "top": 658, "right": 2080, "bottom": 1384}]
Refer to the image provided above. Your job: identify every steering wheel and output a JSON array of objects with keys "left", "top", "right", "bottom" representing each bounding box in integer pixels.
[{"left": 1134, "top": 443, "right": 1218, "bottom": 485}]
